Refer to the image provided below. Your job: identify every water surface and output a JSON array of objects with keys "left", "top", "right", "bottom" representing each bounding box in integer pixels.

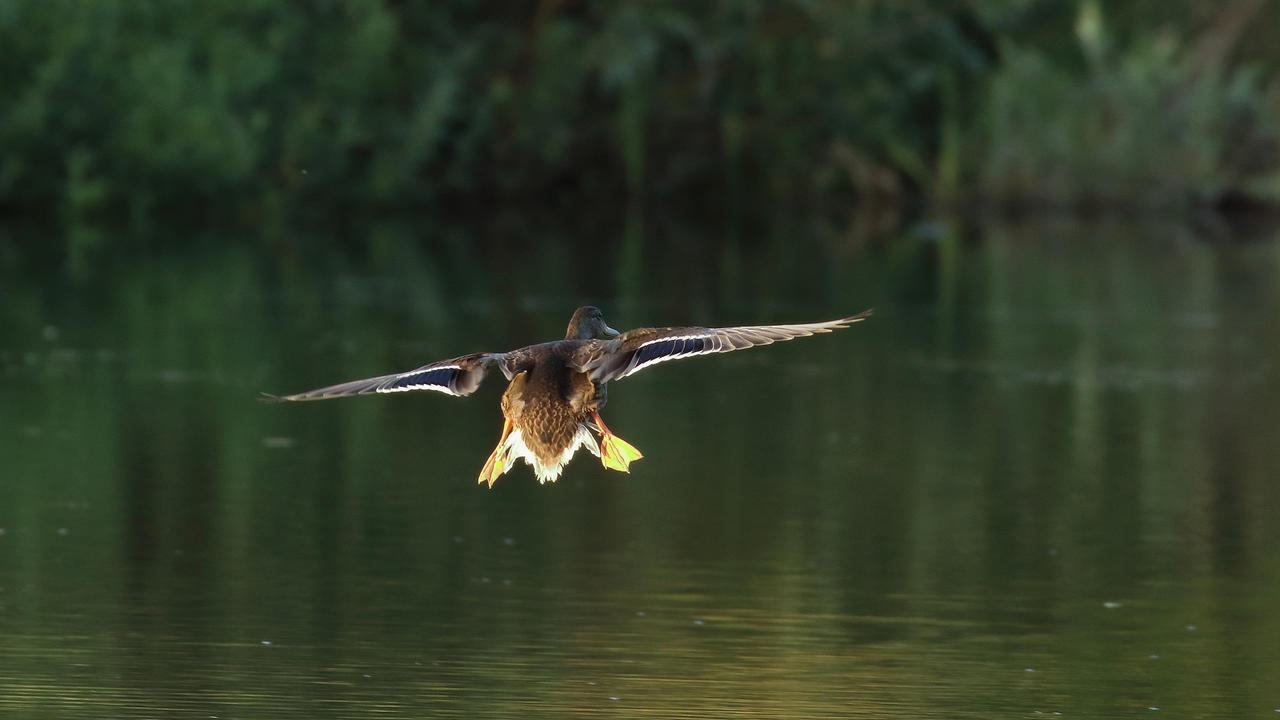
[{"left": 2, "top": 215, "right": 1279, "bottom": 718}]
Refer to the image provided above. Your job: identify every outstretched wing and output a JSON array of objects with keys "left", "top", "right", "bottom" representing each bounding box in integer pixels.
[
  {"left": 266, "top": 352, "right": 502, "bottom": 401},
  {"left": 577, "top": 309, "right": 871, "bottom": 383}
]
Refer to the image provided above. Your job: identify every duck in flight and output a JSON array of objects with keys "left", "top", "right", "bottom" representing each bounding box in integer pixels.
[{"left": 271, "top": 306, "right": 871, "bottom": 487}]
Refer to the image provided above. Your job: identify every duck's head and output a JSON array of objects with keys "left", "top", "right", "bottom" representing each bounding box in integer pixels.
[{"left": 565, "top": 306, "right": 620, "bottom": 340}]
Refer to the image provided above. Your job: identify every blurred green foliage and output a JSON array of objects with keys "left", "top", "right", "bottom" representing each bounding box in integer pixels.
[
  {"left": 2, "top": 0, "right": 1279, "bottom": 223},
  {"left": 979, "top": 0, "right": 1280, "bottom": 209}
]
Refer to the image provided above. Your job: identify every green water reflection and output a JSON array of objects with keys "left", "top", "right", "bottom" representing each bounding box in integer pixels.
[{"left": 2, "top": 215, "right": 1279, "bottom": 718}]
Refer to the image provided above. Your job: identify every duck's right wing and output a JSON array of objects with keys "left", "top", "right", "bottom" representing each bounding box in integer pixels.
[
  {"left": 577, "top": 309, "right": 872, "bottom": 383},
  {"left": 265, "top": 352, "right": 504, "bottom": 401}
]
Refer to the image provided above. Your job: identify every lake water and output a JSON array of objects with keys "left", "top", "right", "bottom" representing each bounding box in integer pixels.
[{"left": 2, "top": 213, "right": 1279, "bottom": 718}]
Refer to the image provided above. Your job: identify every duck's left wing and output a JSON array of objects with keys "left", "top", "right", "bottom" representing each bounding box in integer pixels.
[
  {"left": 266, "top": 352, "right": 502, "bottom": 401},
  {"left": 578, "top": 309, "right": 871, "bottom": 383}
]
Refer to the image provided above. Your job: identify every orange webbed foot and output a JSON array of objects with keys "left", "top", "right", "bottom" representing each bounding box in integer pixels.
[
  {"left": 592, "top": 411, "right": 643, "bottom": 473},
  {"left": 478, "top": 418, "right": 514, "bottom": 488},
  {"left": 601, "top": 433, "right": 644, "bottom": 472}
]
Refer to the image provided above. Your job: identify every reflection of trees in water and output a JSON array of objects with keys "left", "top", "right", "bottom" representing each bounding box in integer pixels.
[{"left": 2, "top": 214, "right": 1279, "bottom": 716}]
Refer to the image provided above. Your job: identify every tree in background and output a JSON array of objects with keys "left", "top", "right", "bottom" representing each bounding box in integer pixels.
[{"left": 1, "top": 0, "right": 1277, "bottom": 224}]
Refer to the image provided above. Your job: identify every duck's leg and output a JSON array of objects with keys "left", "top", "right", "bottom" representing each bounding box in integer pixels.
[
  {"left": 478, "top": 417, "right": 514, "bottom": 488},
  {"left": 590, "top": 410, "right": 643, "bottom": 472}
]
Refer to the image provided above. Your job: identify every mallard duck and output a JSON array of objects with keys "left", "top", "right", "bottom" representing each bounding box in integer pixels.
[{"left": 272, "top": 306, "right": 871, "bottom": 486}]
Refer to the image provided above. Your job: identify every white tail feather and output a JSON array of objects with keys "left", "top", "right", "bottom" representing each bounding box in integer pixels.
[{"left": 499, "top": 425, "right": 601, "bottom": 484}]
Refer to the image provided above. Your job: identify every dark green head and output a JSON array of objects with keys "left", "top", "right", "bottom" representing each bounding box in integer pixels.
[{"left": 565, "top": 306, "right": 620, "bottom": 340}]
